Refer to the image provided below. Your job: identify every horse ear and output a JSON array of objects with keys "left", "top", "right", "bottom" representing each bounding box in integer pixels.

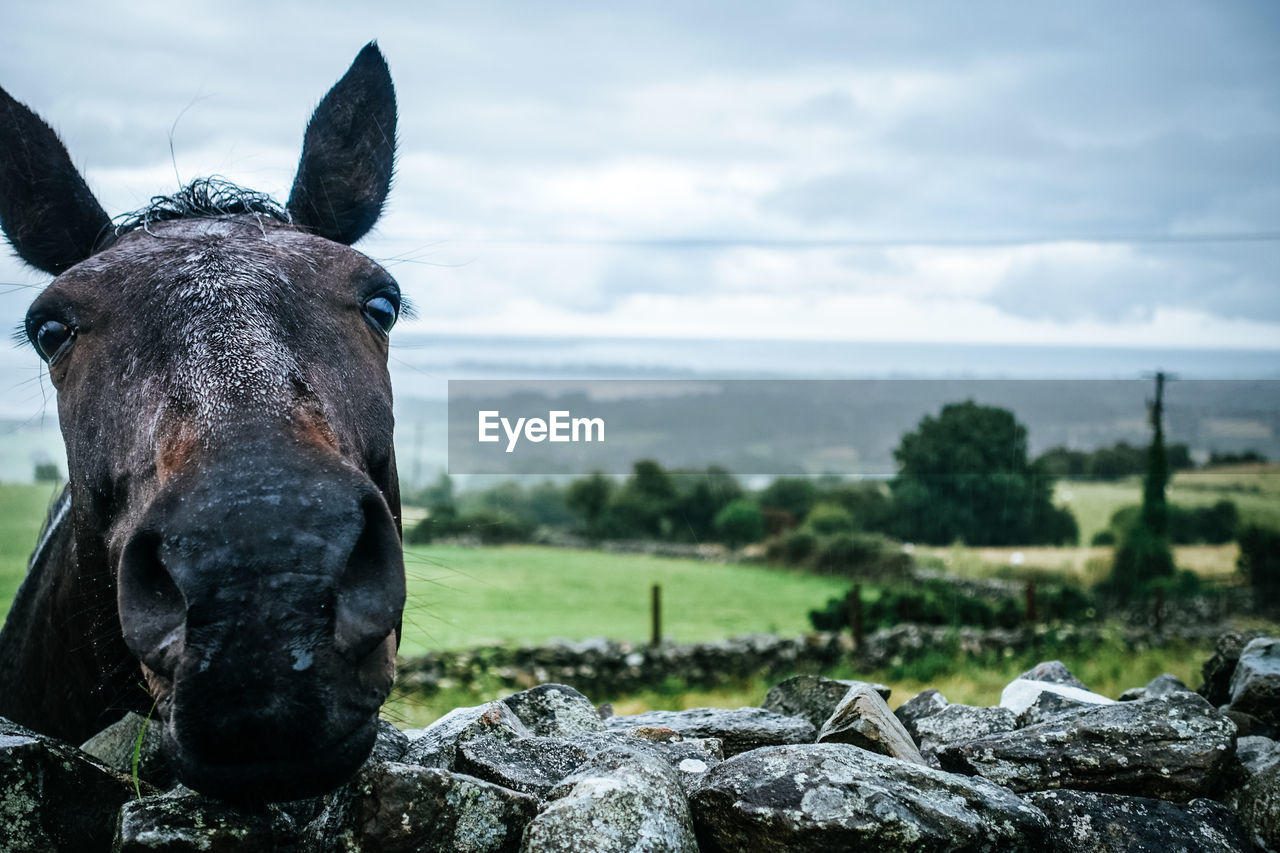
[
  {"left": 0, "top": 86, "right": 111, "bottom": 274},
  {"left": 288, "top": 43, "right": 397, "bottom": 245}
]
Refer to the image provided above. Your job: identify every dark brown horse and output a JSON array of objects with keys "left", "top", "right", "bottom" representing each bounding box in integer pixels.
[{"left": 0, "top": 44, "right": 406, "bottom": 802}]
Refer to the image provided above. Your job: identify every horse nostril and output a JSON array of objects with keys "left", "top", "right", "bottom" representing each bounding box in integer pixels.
[
  {"left": 333, "top": 495, "right": 405, "bottom": 659},
  {"left": 118, "top": 530, "right": 186, "bottom": 672}
]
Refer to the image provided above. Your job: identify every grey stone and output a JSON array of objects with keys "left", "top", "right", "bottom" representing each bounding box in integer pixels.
[
  {"left": 1225, "top": 736, "right": 1280, "bottom": 852},
  {"left": 1026, "top": 789, "right": 1251, "bottom": 852},
  {"left": 80, "top": 711, "right": 176, "bottom": 791},
  {"left": 501, "top": 683, "right": 605, "bottom": 738},
  {"left": 1200, "top": 629, "right": 1265, "bottom": 706},
  {"left": 521, "top": 751, "right": 698, "bottom": 852},
  {"left": 604, "top": 707, "right": 815, "bottom": 756},
  {"left": 371, "top": 719, "right": 411, "bottom": 763},
  {"left": 816, "top": 684, "right": 925, "bottom": 764},
  {"left": 583, "top": 728, "right": 724, "bottom": 793},
  {"left": 1016, "top": 690, "right": 1099, "bottom": 728},
  {"left": 913, "top": 704, "right": 1017, "bottom": 754},
  {"left": 402, "top": 702, "right": 531, "bottom": 769},
  {"left": 305, "top": 761, "right": 539, "bottom": 853},
  {"left": 456, "top": 736, "right": 591, "bottom": 798},
  {"left": 761, "top": 674, "right": 891, "bottom": 731},
  {"left": 1018, "top": 660, "right": 1089, "bottom": 690},
  {"left": 894, "top": 689, "right": 948, "bottom": 741},
  {"left": 1119, "top": 672, "right": 1193, "bottom": 702},
  {"left": 1236, "top": 735, "right": 1280, "bottom": 775},
  {"left": 937, "top": 692, "right": 1237, "bottom": 800},
  {"left": 1000, "top": 679, "right": 1113, "bottom": 715},
  {"left": 1230, "top": 637, "right": 1280, "bottom": 729},
  {"left": 690, "top": 743, "right": 1049, "bottom": 852},
  {"left": 1224, "top": 709, "right": 1268, "bottom": 738},
  {"left": 114, "top": 791, "right": 298, "bottom": 852},
  {"left": 1, "top": 717, "right": 142, "bottom": 853}
]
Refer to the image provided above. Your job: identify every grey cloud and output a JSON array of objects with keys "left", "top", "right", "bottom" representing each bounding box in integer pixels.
[
  {"left": 1, "top": 1, "right": 1277, "bottom": 334},
  {"left": 988, "top": 243, "right": 1280, "bottom": 323}
]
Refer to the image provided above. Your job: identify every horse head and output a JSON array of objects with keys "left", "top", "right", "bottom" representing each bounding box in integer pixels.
[{"left": 0, "top": 43, "right": 406, "bottom": 801}]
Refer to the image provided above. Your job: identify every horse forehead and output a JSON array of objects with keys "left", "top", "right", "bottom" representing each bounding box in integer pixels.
[
  {"left": 120, "top": 220, "right": 321, "bottom": 290},
  {"left": 100, "top": 222, "right": 321, "bottom": 417}
]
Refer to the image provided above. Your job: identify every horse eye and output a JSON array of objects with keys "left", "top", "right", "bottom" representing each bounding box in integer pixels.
[
  {"left": 363, "top": 295, "right": 399, "bottom": 334},
  {"left": 34, "top": 320, "right": 74, "bottom": 360}
]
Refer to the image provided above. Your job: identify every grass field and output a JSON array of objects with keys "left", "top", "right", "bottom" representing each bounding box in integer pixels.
[
  {"left": 2, "top": 478, "right": 1275, "bottom": 726},
  {"left": 1058, "top": 462, "right": 1280, "bottom": 544},
  {"left": 0, "top": 483, "right": 850, "bottom": 655},
  {"left": 399, "top": 545, "right": 849, "bottom": 656},
  {"left": 0, "top": 482, "right": 63, "bottom": 608}
]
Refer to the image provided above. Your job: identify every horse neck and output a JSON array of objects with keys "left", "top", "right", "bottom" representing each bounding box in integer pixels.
[{"left": 0, "top": 488, "right": 140, "bottom": 742}]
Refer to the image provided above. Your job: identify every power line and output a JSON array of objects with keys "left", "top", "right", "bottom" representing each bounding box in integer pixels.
[{"left": 372, "top": 230, "right": 1280, "bottom": 250}]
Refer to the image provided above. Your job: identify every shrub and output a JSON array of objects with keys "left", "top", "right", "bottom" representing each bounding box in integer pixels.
[
  {"left": 713, "top": 499, "right": 765, "bottom": 547},
  {"left": 782, "top": 529, "right": 818, "bottom": 563},
  {"left": 407, "top": 505, "right": 535, "bottom": 545},
  {"left": 33, "top": 462, "right": 61, "bottom": 483},
  {"left": 805, "top": 502, "right": 856, "bottom": 536},
  {"left": 819, "top": 481, "right": 895, "bottom": 534},
  {"left": 1103, "top": 523, "right": 1175, "bottom": 603},
  {"left": 1037, "top": 504, "right": 1080, "bottom": 546},
  {"left": 1091, "top": 529, "right": 1116, "bottom": 546},
  {"left": 1107, "top": 501, "right": 1239, "bottom": 545},
  {"left": 1196, "top": 500, "right": 1239, "bottom": 544},
  {"left": 1238, "top": 524, "right": 1280, "bottom": 607},
  {"left": 406, "top": 503, "right": 460, "bottom": 545},
  {"left": 807, "top": 578, "right": 1094, "bottom": 633},
  {"left": 460, "top": 509, "right": 535, "bottom": 544},
  {"left": 1148, "top": 569, "right": 1204, "bottom": 600},
  {"left": 814, "top": 532, "right": 910, "bottom": 579}
]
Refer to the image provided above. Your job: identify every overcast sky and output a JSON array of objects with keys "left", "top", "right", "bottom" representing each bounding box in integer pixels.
[{"left": 2, "top": 1, "right": 1278, "bottom": 352}]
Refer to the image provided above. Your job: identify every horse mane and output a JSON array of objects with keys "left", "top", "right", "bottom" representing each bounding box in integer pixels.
[{"left": 110, "top": 177, "right": 291, "bottom": 238}]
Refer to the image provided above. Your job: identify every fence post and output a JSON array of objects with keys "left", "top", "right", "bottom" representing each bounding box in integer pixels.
[
  {"left": 1025, "top": 581, "right": 1037, "bottom": 625},
  {"left": 847, "top": 584, "right": 864, "bottom": 650},
  {"left": 650, "top": 584, "right": 662, "bottom": 647}
]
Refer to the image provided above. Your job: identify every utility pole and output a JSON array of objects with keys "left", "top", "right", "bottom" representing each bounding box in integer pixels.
[{"left": 1142, "top": 371, "right": 1170, "bottom": 537}]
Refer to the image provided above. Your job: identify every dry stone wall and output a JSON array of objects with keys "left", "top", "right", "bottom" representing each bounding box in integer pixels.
[{"left": 2, "top": 638, "right": 1278, "bottom": 851}]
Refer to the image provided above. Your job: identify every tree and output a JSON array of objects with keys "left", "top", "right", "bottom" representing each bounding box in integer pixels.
[
  {"left": 566, "top": 472, "right": 614, "bottom": 539},
  {"left": 604, "top": 460, "right": 678, "bottom": 538},
  {"left": 714, "top": 499, "right": 765, "bottom": 547},
  {"left": 758, "top": 478, "right": 818, "bottom": 528},
  {"left": 670, "top": 466, "right": 743, "bottom": 541},
  {"left": 409, "top": 471, "right": 454, "bottom": 508},
  {"left": 1036, "top": 446, "right": 1089, "bottom": 478},
  {"left": 889, "top": 400, "right": 1075, "bottom": 546}
]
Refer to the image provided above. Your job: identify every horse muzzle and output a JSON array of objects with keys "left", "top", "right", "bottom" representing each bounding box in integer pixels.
[{"left": 115, "top": 442, "right": 404, "bottom": 801}]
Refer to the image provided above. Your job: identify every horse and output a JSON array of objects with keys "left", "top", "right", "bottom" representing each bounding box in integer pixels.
[{"left": 0, "top": 43, "right": 407, "bottom": 802}]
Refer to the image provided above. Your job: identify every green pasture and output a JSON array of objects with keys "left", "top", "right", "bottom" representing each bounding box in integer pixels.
[
  {"left": 0, "top": 482, "right": 63, "bottom": 608},
  {"left": 399, "top": 545, "right": 850, "bottom": 656},
  {"left": 0, "top": 482, "right": 850, "bottom": 653},
  {"left": 2, "top": 479, "right": 1277, "bottom": 725},
  {"left": 1058, "top": 463, "right": 1280, "bottom": 545}
]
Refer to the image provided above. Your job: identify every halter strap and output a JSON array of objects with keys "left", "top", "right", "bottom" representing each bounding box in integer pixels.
[{"left": 28, "top": 485, "right": 70, "bottom": 573}]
